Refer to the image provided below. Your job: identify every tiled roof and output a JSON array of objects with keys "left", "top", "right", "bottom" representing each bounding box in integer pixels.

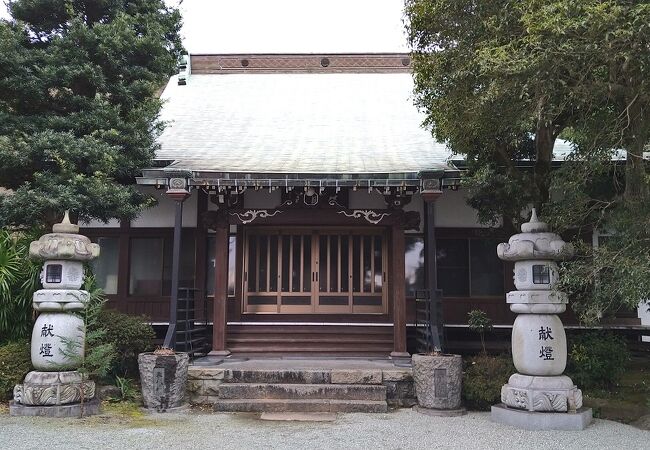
[
  {"left": 156, "top": 70, "right": 453, "bottom": 177},
  {"left": 154, "top": 54, "right": 575, "bottom": 180}
]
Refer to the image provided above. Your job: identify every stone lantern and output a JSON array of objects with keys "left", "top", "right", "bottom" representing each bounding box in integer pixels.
[
  {"left": 11, "top": 212, "right": 101, "bottom": 417},
  {"left": 491, "top": 209, "right": 592, "bottom": 430}
]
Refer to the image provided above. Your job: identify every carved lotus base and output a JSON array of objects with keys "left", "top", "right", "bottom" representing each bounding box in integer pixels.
[
  {"left": 500, "top": 373, "right": 582, "bottom": 413},
  {"left": 13, "top": 371, "right": 95, "bottom": 406}
]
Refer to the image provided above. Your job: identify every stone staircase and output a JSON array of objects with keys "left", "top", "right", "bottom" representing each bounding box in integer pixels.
[{"left": 188, "top": 364, "right": 416, "bottom": 413}]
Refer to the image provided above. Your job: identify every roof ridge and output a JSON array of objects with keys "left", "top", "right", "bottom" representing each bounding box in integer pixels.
[{"left": 190, "top": 53, "right": 412, "bottom": 74}]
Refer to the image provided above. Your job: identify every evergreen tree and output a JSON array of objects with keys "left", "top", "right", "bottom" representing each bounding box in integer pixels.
[
  {"left": 0, "top": 0, "right": 184, "bottom": 228},
  {"left": 406, "top": 1, "right": 650, "bottom": 322}
]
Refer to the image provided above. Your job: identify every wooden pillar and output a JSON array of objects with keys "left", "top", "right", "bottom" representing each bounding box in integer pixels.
[
  {"left": 390, "top": 221, "right": 409, "bottom": 360},
  {"left": 116, "top": 218, "right": 131, "bottom": 314},
  {"left": 210, "top": 209, "right": 231, "bottom": 356},
  {"left": 193, "top": 190, "right": 208, "bottom": 317},
  {"left": 163, "top": 190, "right": 189, "bottom": 349},
  {"left": 423, "top": 190, "right": 443, "bottom": 351}
]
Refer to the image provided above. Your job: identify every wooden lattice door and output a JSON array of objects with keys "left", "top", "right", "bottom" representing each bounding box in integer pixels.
[{"left": 243, "top": 228, "right": 387, "bottom": 314}]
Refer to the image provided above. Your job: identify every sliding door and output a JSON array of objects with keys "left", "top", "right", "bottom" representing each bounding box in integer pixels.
[{"left": 243, "top": 228, "right": 387, "bottom": 314}]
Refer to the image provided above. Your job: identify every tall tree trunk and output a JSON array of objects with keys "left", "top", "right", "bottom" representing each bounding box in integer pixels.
[
  {"left": 534, "top": 121, "right": 555, "bottom": 212},
  {"left": 624, "top": 143, "right": 648, "bottom": 204},
  {"left": 623, "top": 100, "right": 649, "bottom": 204}
]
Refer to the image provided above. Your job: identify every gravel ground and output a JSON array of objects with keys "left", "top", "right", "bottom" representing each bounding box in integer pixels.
[{"left": 0, "top": 408, "right": 648, "bottom": 450}]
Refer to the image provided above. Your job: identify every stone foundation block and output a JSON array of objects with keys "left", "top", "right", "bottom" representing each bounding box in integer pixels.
[
  {"left": 382, "top": 369, "right": 413, "bottom": 382},
  {"left": 188, "top": 368, "right": 225, "bottom": 380},
  {"left": 491, "top": 404, "right": 592, "bottom": 430},
  {"left": 202, "top": 379, "right": 225, "bottom": 396},
  {"left": 187, "top": 379, "right": 204, "bottom": 395},
  {"left": 14, "top": 371, "right": 95, "bottom": 406},
  {"left": 10, "top": 398, "right": 100, "bottom": 417},
  {"left": 331, "top": 370, "right": 382, "bottom": 385},
  {"left": 500, "top": 374, "right": 583, "bottom": 412},
  {"left": 384, "top": 381, "right": 416, "bottom": 407}
]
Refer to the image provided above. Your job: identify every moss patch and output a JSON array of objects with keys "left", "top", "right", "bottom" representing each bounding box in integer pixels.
[{"left": 583, "top": 356, "right": 650, "bottom": 424}]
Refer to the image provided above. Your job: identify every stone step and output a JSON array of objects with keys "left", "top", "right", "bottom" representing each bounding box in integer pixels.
[
  {"left": 213, "top": 398, "right": 388, "bottom": 413},
  {"left": 226, "top": 369, "right": 331, "bottom": 384},
  {"left": 214, "top": 383, "right": 386, "bottom": 401}
]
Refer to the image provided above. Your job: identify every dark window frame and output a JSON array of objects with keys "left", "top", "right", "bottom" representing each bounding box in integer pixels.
[
  {"left": 436, "top": 236, "right": 505, "bottom": 298},
  {"left": 128, "top": 232, "right": 196, "bottom": 298},
  {"left": 45, "top": 264, "right": 63, "bottom": 284}
]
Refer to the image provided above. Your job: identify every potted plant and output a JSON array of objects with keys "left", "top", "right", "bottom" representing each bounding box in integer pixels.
[{"left": 138, "top": 347, "right": 189, "bottom": 412}]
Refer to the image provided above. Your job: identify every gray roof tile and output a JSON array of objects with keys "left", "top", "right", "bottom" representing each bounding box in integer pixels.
[{"left": 156, "top": 73, "right": 452, "bottom": 175}]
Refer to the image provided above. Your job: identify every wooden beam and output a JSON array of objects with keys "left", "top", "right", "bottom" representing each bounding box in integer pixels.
[
  {"left": 210, "top": 210, "right": 231, "bottom": 356},
  {"left": 390, "top": 222, "right": 409, "bottom": 361},
  {"left": 205, "top": 207, "right": 420, "bottom": 230}
]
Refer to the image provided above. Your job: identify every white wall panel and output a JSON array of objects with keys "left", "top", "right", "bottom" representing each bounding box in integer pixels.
[
  {"left": 80, "top": 218, "right": 120, "bottom": 228},
  {"left": 434, "top": 189, "right": 489, "bottom": 228},
  {"left": 130, "top": 186, "right": 198, "bottom": 228}
]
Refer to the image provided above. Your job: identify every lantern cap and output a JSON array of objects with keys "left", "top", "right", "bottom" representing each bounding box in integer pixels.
[
  {"left": 52, "top": 211, "right": 80, "bottom": 234},
  {"left": 521, "top": 208, "right": 548, "bottom": 233}
]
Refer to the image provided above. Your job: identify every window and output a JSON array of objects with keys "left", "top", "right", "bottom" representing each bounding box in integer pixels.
[
  {"left": 532, "top": 265, "right": 550, "bottom": 284},
  {"left": 129, "top": 238, "right": 164, "bottom": 296},
  {"left": 129, "top": 236, "right": 195, "bottom": 296},
  {"left": 91, "top": 237, "right": 119, "bottom": 294},
  {"left": 405, "top": 236, "right": 425, "bottom": 296},
  {"left": 436, "top": 238, "right": 504, "bottom": 297},
  {"left": 45, "top": 264, "right": 62, "bottom": 284},
  {"left": 470, "top": 239, "right": 504, "bottom": 295},
  {"left": 206, "top": 235, "right": 237, "bottom": 297},
  {"left": 436, "top": 239, "right": 469, "bottom": 296}
]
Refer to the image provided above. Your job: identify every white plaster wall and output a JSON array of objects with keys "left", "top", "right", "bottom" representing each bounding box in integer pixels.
[
  {"left": 434, "top": 188, "right": 489, "bottom": 228},
  {"left": 80, "top": 218, "right": 120, "bottom": 228},
  {"left": 130, "top": 186, "right": 198, "bottom": 228}
]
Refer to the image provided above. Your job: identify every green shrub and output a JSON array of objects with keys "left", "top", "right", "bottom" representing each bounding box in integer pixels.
[
  {"left": 0, "top": 229, "right": 41, "bottom": 342},
  {"left": 97, "top": 310, "right": 155, "bottom": 376},
  {"left": 566, "top": 331, "right": 629, "bottom": 390},
  {"left": 463, "top": 354, "right": 514, "bottom": 410},
  {"left": 467, "top": 309, "right": 493, "bottom": 354},
  {"left": 0, "top": 340, "right": 31, "bottom": 400}
]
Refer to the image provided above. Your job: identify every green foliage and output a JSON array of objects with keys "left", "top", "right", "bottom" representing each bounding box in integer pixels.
[
  {"left": 0, "top": 340, "right": 31, "bottom": 401},
  {"left": 405, "top": 0, "right": 559, "bottom": 229},
  {"left": 0, "top": 0, "right": 184, "bottom": 228},
  {"left": 467, "top": 309, "right": 493, "bottom": 354},
  {"left": 406, "top": 1, "right": 650, "bottom": 318},
  {"left": 467, "top": 309, "right": 493, "bottom": 333},
  {"left": 566, "top": 331, "right": 630, "bottom": 390},
  {"left": 59, "top": 274, "right": 116, "bottom": 380},
  {"left": 463, "top": 354, "right": 514, "bottom": 411},
  {"left": 111, "top": 376, "right": 140, "bottom": 402},
  {"left": 0, "top": 229, "right": 41, "bottom": 342},
  {"left": 96, "top": 309, "right": 155, "bottom": 377}
]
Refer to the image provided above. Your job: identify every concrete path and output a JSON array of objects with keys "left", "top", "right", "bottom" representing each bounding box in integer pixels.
[{"left": 1, "top": 408, "right": 647, "bottom": 450}]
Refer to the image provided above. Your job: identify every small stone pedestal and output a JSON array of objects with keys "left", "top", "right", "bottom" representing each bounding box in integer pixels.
[
  {"left": 412, "top": 354, "right": 467, "bottom": 416},
  {"left": 11, "top": 212, "right": 101, "bottom": 417},
  {"left": 490, "top": 210, "right": 592, "bottom": 430}
]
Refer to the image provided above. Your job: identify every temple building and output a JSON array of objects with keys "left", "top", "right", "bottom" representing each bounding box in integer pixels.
[{"left": 81, "top": 53, "right": 645, "bottom": 356}]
